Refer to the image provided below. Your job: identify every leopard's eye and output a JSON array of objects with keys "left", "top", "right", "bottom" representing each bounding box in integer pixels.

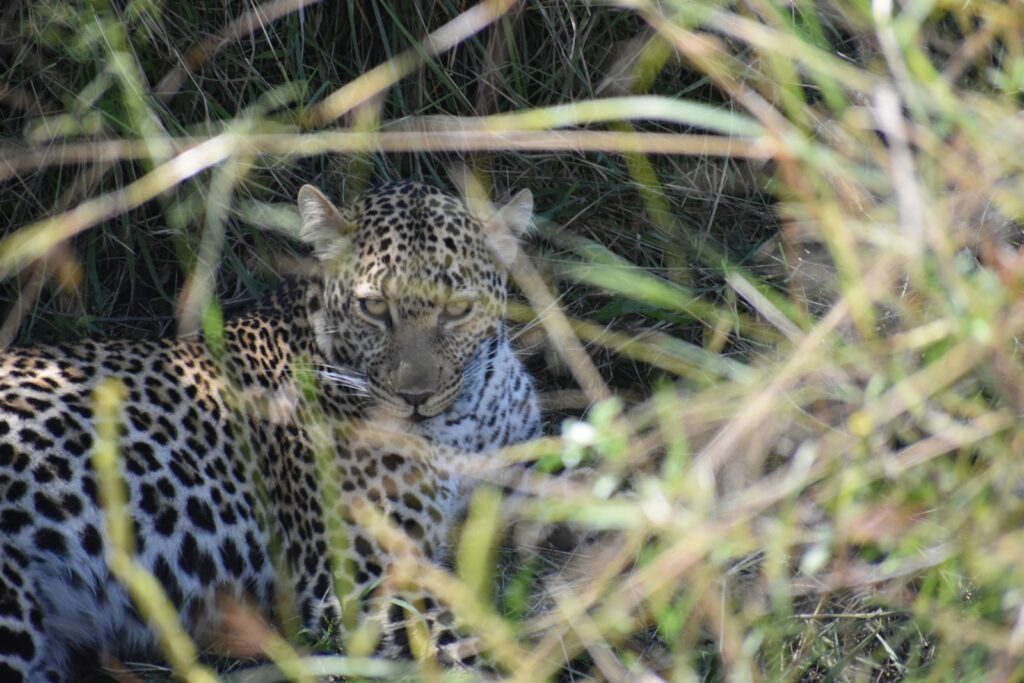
[
  {"left": 441, "top": 298, "right": 473, "bottom": 321},
  {"left": 358, "top": 297, "right": 390, "bottom": 323}
]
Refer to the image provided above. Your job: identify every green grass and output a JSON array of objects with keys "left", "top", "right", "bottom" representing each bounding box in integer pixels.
[{"left": 4, "top": 0, "right": 1024, "bottom": 680}]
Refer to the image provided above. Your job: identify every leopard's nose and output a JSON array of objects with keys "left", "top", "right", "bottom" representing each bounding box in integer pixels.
[
  {"left": 397, "top": 389, "right": 433, "bottom": 407},
  {"left": 392, "top": 357, "right": 438, "bottom": 408}
]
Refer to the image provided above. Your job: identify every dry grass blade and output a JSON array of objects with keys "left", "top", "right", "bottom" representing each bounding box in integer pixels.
[
  {"left": 154, "top": 0, "right": 323, "bottom": 100},
  {"left": 301, "top": 0, "right": 519, "bottom": 128},
  {"left": 0, "top": 134, "right": 235, "bottom": 280},
  {"left": 0, "top": 130, "right": 774, "bottom": 180}
]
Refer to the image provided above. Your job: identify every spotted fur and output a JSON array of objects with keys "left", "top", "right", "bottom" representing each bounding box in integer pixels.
[{"left": 0, "top": 180, "right": 540, "bottom": 682}]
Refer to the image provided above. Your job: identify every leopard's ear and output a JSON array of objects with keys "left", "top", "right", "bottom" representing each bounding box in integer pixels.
[
  {"left": 485, "top": 189, "right": 533, "bottom": 267},
  {"left": 297, "top": 184, "right": 355, "bottom": 259}
]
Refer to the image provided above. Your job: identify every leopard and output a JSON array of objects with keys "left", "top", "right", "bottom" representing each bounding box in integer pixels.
[{"left": 0, "top": 179, "right": 542, "bottom": 682}]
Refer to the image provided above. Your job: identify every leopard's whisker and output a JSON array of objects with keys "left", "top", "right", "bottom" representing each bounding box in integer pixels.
[{"left": 313, "top": 364, "right": 369, "bottom": 393}]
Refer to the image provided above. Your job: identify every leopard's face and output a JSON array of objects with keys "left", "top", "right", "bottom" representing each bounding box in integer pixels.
[{"left": 298, "top": 180, "right": 532, "bottom": 419}]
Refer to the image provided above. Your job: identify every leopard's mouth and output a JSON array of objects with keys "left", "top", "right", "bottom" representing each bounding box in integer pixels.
[
  {"left": 370, "top": 375, "right": 462, "bottom": 421},
  {"left": 372, "top": 391, "right": 442, "bottom": 421},
  {"left": 402, "top": 397, "right": 448, "bottom": 420}
]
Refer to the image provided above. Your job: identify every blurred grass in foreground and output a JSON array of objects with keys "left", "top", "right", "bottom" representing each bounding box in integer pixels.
[{"left": 3, "top": 0, "right": 1024, "bottom": 680}]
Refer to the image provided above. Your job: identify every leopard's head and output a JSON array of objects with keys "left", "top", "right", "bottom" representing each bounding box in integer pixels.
[{"left": 297, "top": 180, "right": 532, "bottom": 419}]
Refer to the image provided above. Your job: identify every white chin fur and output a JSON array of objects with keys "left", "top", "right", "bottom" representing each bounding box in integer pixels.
[{"left": 373, "top": 400, "right": 415, "bottom": 419}]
